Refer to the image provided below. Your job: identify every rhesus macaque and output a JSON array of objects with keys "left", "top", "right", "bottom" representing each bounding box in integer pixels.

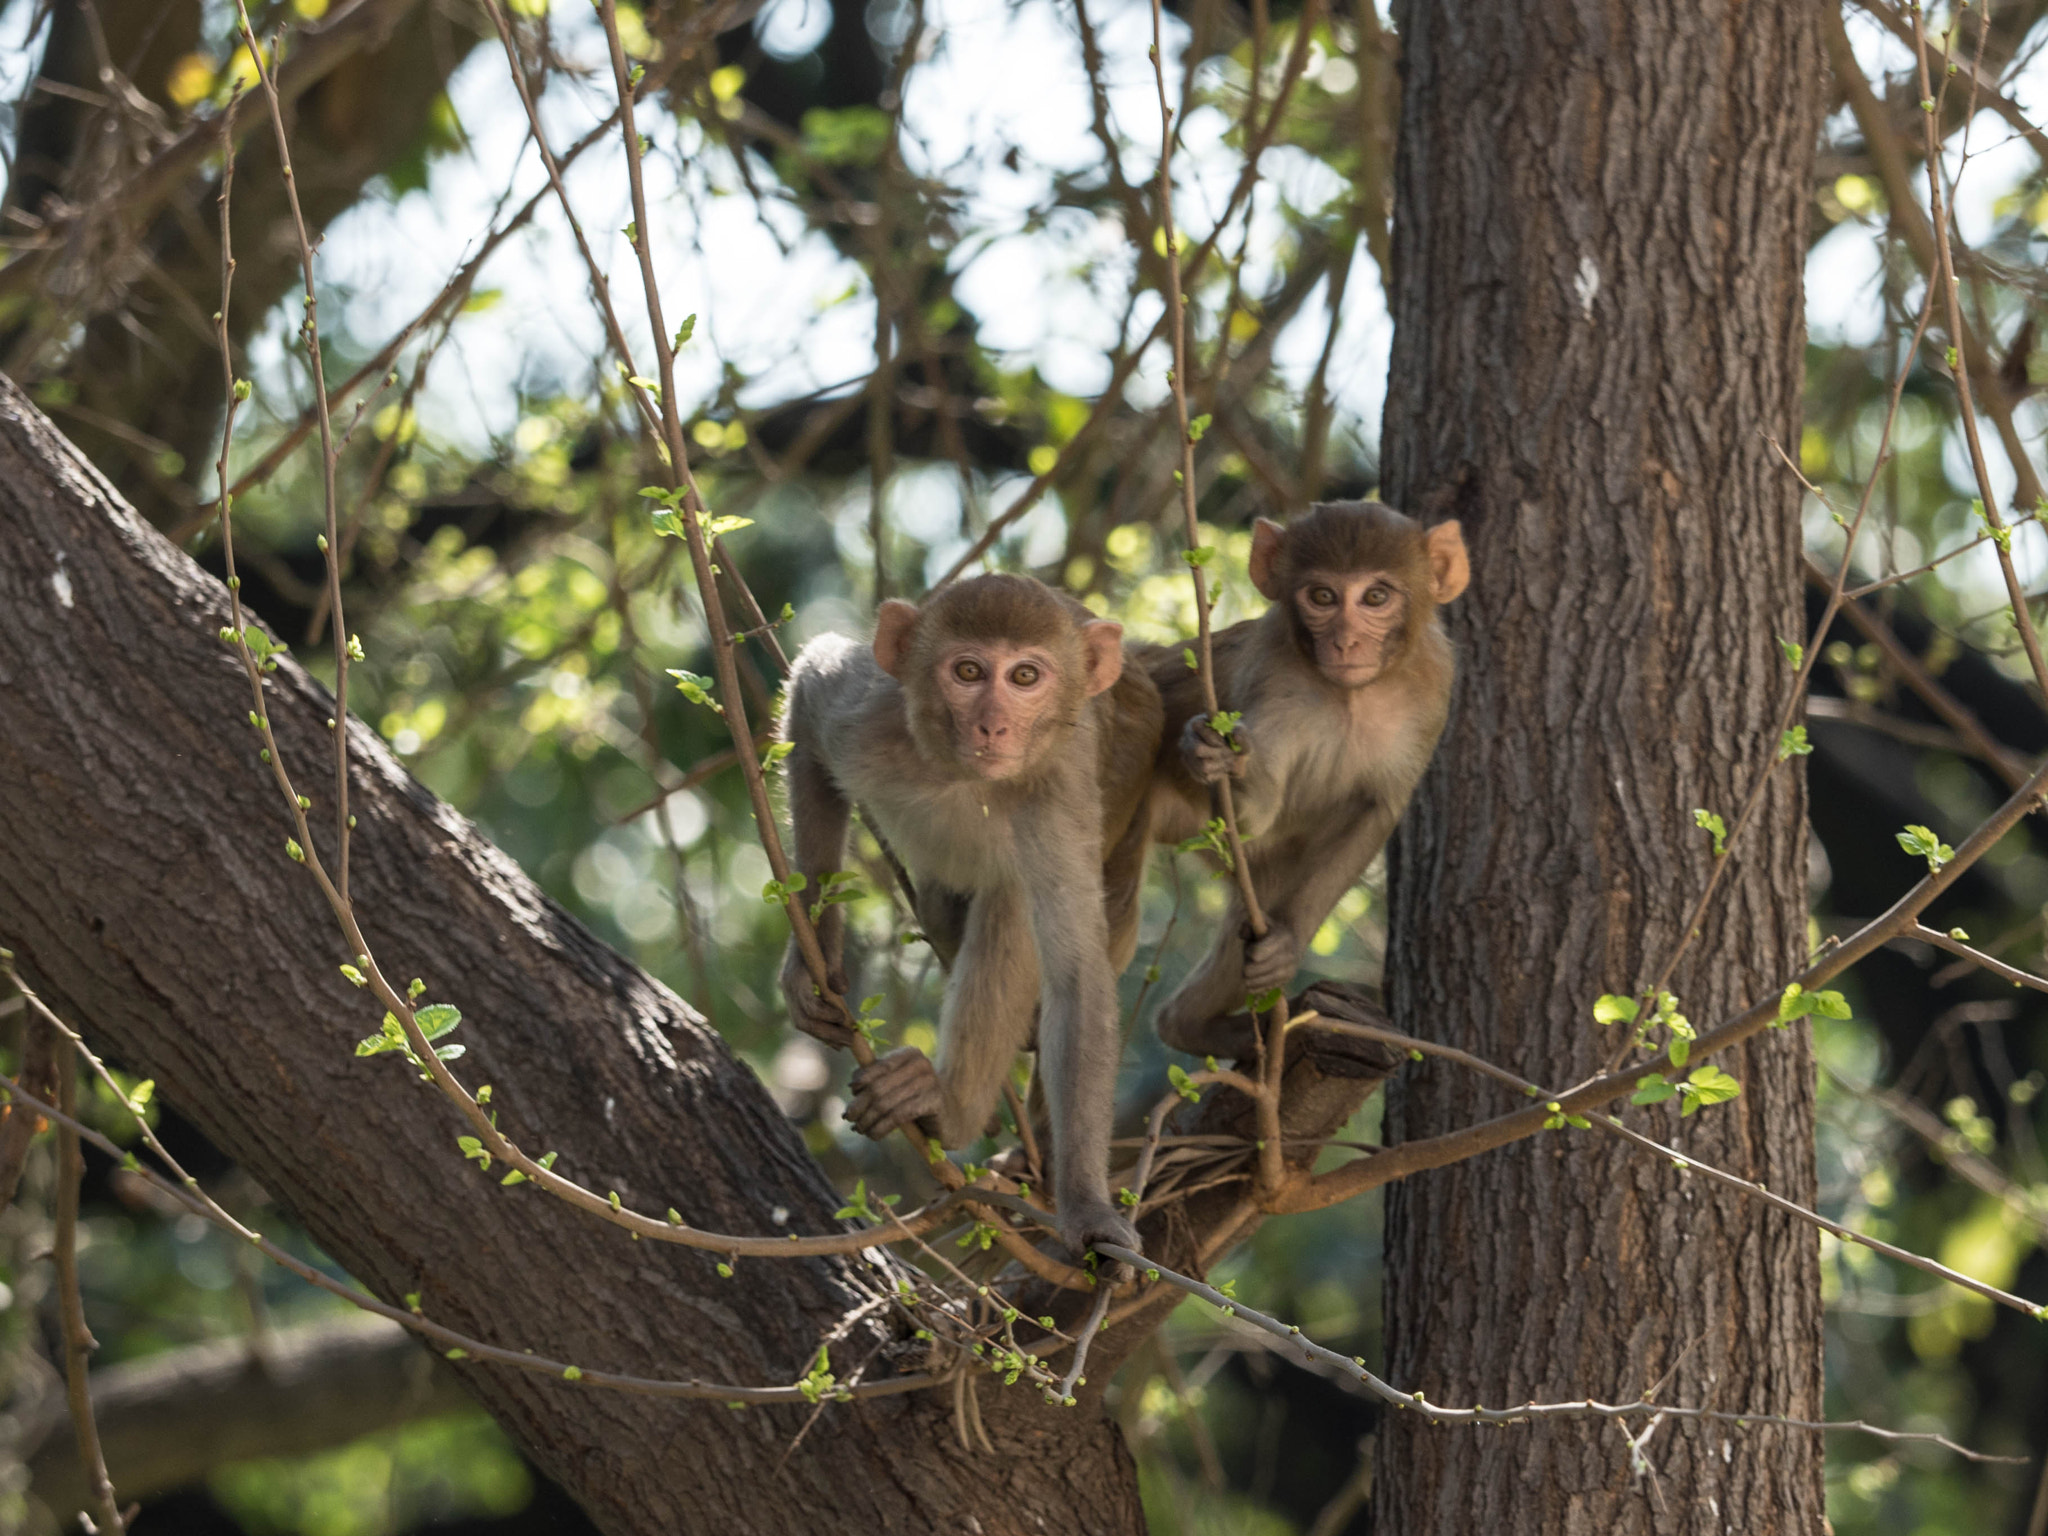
[
  {"left": 777, "top": 574, "right": 1161, "bottom": 1259},
  {"left": 1142, "top": 500, "right": 1469, "bottom": 1058}
]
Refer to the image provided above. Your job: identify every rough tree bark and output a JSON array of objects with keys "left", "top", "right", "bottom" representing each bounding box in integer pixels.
[
  {"left": 0, "top": 377, "right": 1144, "bottom": 1535},
  {"left": 1376, "top": 2, "right": 1827, "bottom": 1532}
]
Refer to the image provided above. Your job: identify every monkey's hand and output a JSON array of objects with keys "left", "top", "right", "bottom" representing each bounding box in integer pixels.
[
  {"left": 1180, "top": 715, "right": 1250, "bottom": 785},
  {"left": 779, "top": 942, "right": 854, "bottom": 1049},
  {"left": 1241, "top": 919, "right": 1300, "bottom": 993},
  {"left": 1058, "top": 1195, "right": 1142, "bottom": 1272},
  {"left": 848, "top": 1047, "right": 944, "bottom": 1141}
]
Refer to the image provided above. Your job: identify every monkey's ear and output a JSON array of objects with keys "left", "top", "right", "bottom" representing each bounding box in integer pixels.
[
  {"left": 1424, "top": 521, "right": 1470, "bottom": 604},
  {"left": 1248, "top": 518, "right": 1287, "bottom": 600},
  {"left": 1078, "top": 620, "right": 1125, "bottom": 696},
  {"left": 873, "top": 599, "right": 921, "bottom": 678}
]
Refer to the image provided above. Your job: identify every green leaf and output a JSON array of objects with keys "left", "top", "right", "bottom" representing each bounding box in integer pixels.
[
  {"left": 414, "top": 1003, "right": 463, "bottom": 1040},
  {"left": 1630, "top": 1075, "right": 1677, "bottom": 1106},
  {"left": 703, "top": 513, "right": 753, "bottom": 538},
  {"left": 761, "top": 739, "right": 795, "bottom": 771},
  {"left": 1167, "top": 1063, "right": 1202, "bottom": 1104},
  {"left": 1187, "top": 413, "right": 1212, "bottom": 443},
  {"left": 1691, "top": 809, "right": 1728, "bottom": 858},
  {"left": 1681, "top": 1064, "right": 1742, "bottom": 1115},
  {"left": 1777, "top": 636, "right": 1803, "bottom": 668},
  {"left": 562, "top": 1365, "right": 583, "bottom": 1381},
  {"left": 1667, "top": 1036, "right": 1690, "bottom": 1068},
  {"left": 339, "top": 963, "right": 367, "bottom": 988},
  {"left": 674, "top": 313, "right": 696, "bottom": 349},
  {"left": 762, "top": 872, "right": 809, "bottom": 904},
  {"left": 1777, "top": 726, "right": 1812, "bottom": 761},
  {"left": 809, "top": 869, "right": 864, "bottom": 920},
  {"left": 1182, "top": 647, "right": 1199, "bottom": 671},
  {"left": 1592, "top": 994, "right": 1640, "bottom": 1026},
  {"left": 649, "top": 508, "right": 688, "bottom": 539},
  {"left": 1896, "top": 823, "right": 1954, "bottom": 872},
  {"left": 1182, "top": 545, "right": 1217, "bottom": 568},
  {"left": 668, "top": 669, "right": 725, "bottom": 714}
]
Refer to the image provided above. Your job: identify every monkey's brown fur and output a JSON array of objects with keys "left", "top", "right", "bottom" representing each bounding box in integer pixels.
[
  {"left": 777, "top": 574, "right": 1161, "bottom": 1258},
  {"left": 1140, "top": 500, "right": 1469, "bottom": 1057}
]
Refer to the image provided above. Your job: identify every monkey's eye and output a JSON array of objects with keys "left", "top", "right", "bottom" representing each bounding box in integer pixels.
[
  {"left": 1009, "top": 662, "right": 1042, "bottom": 687},
  {"left": 1362, "top": 585, "right": 1393, "bottom": 608},
  {"left": 1306, "top": 585, "right": 1339, "bottom": 608},
  {"left": 954, "top": 659, "right": 986, "bottom": 683}
]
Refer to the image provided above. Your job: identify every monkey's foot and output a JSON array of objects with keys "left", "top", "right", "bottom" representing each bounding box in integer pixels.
[
  {"left": 1241, "top": 919, "right": 1300, "bottom": 992},
  {"left": 1057, "top": 1196, "right": 1141, "bottom": 1271},
  {"left": 848, "top": 1047, "right": 944, "bottom": 1140}
]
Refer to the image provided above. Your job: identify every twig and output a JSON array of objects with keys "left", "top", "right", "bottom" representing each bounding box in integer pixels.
[
  {"left": 1094, "top": 1246, "right": 2020, "bottom": 1460},
  {"left": 1146, "top": 0, "right": 1286, "bottom": 1207},
  {"left": 230, "top": 4, "right": 354, "bottom": 899},
  {"left": 1910, "top": 4, "right": 2048, "bottom": 698},
  {"left": 1054, "top": 1281, "right": 1116, "bottom": 1404},
  {"left": 0, "top": 1054, "right": 934, "bottom": 1405},
  {"left": 1908, "top": 921, "right": 2048, "bottom": 995},
  {"left": 52, "top": 1051, "right": 124, "bottom": 1534}
]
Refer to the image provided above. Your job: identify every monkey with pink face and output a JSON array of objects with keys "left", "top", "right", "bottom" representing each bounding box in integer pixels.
[
  {"left": 1143, "top": 500, "right": 1470, "bottom": 1059},
  {"left": 777, "top": 574, "right": 1161, "bottom": 1261}
]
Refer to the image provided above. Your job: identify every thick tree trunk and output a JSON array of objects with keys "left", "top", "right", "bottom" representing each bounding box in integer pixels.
[
  {"left": 1376, "top": 3, "right": 1826, "bottom": 1532},
  {"left": 0, "top": 377, "right": 1146, "bottom": 1536}
]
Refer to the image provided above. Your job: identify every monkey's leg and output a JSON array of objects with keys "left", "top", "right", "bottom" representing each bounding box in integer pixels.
[{"left": 1152, "top": 900, "right": 1260, "bottom": 1059}]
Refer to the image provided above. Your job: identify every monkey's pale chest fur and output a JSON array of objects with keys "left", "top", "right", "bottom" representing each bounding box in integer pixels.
[
  {"left": 1234, "top": 669, "right": 1439, "bottom": 843},
  {"left": 855, "top": 764, "right": 1025, "bottom": 891}
]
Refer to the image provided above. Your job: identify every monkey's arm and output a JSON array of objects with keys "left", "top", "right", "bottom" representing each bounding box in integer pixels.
[
  {"left": 1017, "top": 792, "right": 1142, "bottom": 1260},
  {"left": 848, "top": 884, "right": 1034, "bottom": 1145},
  {"left": 777, "top": 706, "right": 857, "bottom": 1048}
]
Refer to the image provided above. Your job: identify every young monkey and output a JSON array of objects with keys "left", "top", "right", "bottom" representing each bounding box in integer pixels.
[
  {"left": 1142, "top": 500, "right": 1470, "bottom": 1058},
  {"left": 777, "top": 575, "right": 1159, "bottom": 1261}
]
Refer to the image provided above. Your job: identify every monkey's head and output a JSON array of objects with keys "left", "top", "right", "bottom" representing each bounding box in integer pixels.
[
  {"left": 873, "top": 574, "right": 1125, "bottom": 781},
  {"left": 1249, "top": 500, "right": 1469, "bottom": 689}
]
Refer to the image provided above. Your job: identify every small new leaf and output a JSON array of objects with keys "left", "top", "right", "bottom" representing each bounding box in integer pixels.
[
  {"left": 1896, "top": 823, "right": 1953, "bottom": 872},
  {"left": 1777, "top": 726, "right": 1812, "bottom": 761},
  {"left": 1681, "top": 1064, "right": 1742, "bottom": 1116},
  {"left": 1777, "top": 635, "right": 1803, "bottom": 668},
  {"left": 1167, "top": 1063, "right": 1202, "bottom": 1104},
  {"left": 668, "top": 669, "right": 724, "bottom": 714},
  {"left": 1592, "top": 994, "right": 1640, "bottom": 1026},
  {"left": 1691, "top": 809, "right": 1728, "bottom": 857}
]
